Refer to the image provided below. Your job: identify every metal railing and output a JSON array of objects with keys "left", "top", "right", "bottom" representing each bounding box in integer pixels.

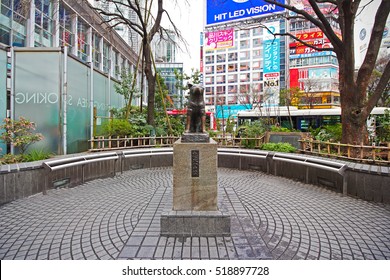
[
  {"left": 42, "top": 152, "right": 119, "bottom": 194},
  {"left": 299, "top": 139, "right": 390, "bottom": 164}
]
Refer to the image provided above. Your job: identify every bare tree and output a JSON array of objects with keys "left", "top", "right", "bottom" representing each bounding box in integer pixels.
[
  {"left": 265, "top": 0, "right": 390, "bottom": 145},
  {"left": 93, "top": 0, "right": 187, "bottom": 126}
]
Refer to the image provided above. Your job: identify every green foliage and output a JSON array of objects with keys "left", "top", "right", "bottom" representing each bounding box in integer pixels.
[
  {"left": 174, "top": 68, "right": 201, "bottom": 90},
  {"left": 24, "top": 149, "right": 52, "bottom": 162},
  {"left": 312, "top": 124, "right": 342, "bottom": 142},
  {"left": 101, "top": 119, "right": 132, "bottom": 137},
  {"left": 271, "top": 126, "right": 292, "bottom": 132},
  {"left": 0, "top": 117, "right": 44, "bottom": 155},
  {"left": 114, "top": 69, "right": 139, "bottom": 107},
  {"left": 239, "top": 120, "right": 266, "bottom": 148},
  {"left": 240, "top": 120, "right": 266, "bottom": 138},
  {"left": 0, "top": 154, "right": 24, "bottom": 164},
  {"left": 375, "top": 109, "right": 390, "bottom": 143},
  {"left": 260, "top": 142, "right": 297, "bottom": 153}
]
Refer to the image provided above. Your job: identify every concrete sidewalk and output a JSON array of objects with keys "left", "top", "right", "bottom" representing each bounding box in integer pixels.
[{"left": 0, "top": 167, "right": 389, "bottom": 260}]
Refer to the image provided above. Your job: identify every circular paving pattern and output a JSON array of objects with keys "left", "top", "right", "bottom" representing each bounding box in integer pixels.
[{"left": 0, "top": 167, "right": 389, "bottom": 260}]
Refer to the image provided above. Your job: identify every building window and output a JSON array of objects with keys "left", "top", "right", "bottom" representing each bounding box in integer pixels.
[
  {"left": 253, "top": 49, "right": 261, "bottom": 59},
  {"left": 252, "top": 72, "right": 261, "bottom": 81},
  {"left": 253, "top": 38, "right": 261, "bottom": 48},
  {"left": 34, "top": 0, "right": 54, "bottom": 47},
  {"left": 205, "top": 87, "right": 214, "bottom": 95},
  {"left": 216, "top": 64, "right": 225, "bottom": 73},
  {"left": 77, "top": 20, "right": 88, "bottom": 61},
  {"left": 240, "top": 29, "right": 250, "bottom": 38},
  {"left": 253, "top": 27, "right": 262, "bottom": 36},
  {"left": 59, "top": 2, "right": 73, "bottom": 48},
  {"left": 228, "top": 53, "right": 237, "bottom": 61},
  {"left": 205, "top": 55, "right": 214, "bottom": 64},
  {"left": 216, "top": 86, "right": 225, "bottom": 95},
  {"left": 205, "top": 76, "right": 214, "bottom": 85},
  {"left": 240, "top": 73, "right": 250, "bottom": 82},
  {"left": 240, "top": 62, "right": 250, "bottom": 71},
  {"left": 240, "top": 50, "right": 250, "bottom": 60},
  {"left": 217, "top": 54, "right": 226, "bottom": 63},
  {"left": 216, "top": 75, "right": 225, "bottom": 84},
  {"left": 93, "top": 34, "right": 102, "bottom": 68},
  {"left": 205, "top": 65, "right": 214, "bottom": 74},
  {"left": 228, "top": 63, "right": 237, "bottom": 72},
  {"left": 228, "top": 85, "right": 237, "bottom": 94},
  {"left": 103, "top": 41, "right": 109, "bottom": 73},
  {"left": 228, "top": 74, "right": 237, "bottom": 83},
  {"left": 253, "top": 60, "right": 261, "bottom": 70},
  {"left": 1, "top": 0, "right": 28, "bottom": 46},
  {"left": 240, "top": 39, "right": 249, "bottom": 49}
]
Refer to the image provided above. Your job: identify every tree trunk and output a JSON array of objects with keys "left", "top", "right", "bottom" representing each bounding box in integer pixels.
[
  {"left": 339, "top": 57, "right": 369, "bottom": 145},
  {"left": 144, "top": 42, "right": 156, "bottom": 127}
]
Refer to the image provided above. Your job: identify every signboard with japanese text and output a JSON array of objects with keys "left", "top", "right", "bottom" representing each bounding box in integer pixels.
[
  {"left": 263, "top": 21, "right": 280, "bottom": 106},
  {"left": 205, "top": 28, "right": 235, "bottom": 50},
  {"left": 289, "top": 51, "right": 334, "bottom": 59},
  {"left": 205, "top": 0, "right": 285, "bottom": 26}
]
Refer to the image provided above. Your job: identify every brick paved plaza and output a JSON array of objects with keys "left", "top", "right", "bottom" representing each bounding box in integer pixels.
[{"left": 0, "top": 167, "right": 389, "bottom": 260}]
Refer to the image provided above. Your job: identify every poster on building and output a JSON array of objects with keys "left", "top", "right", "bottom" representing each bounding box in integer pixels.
[
  {"left": 205, "top": 29, "right": 234, "bottom": 50},
  {"left": 263, "top": 21, "right": 280, "bottom": 106}
]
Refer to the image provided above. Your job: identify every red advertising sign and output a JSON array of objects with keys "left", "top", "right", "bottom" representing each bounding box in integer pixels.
[
  {"left": 289, "top": 38, "right": 329, "bottom": 48},
  {"left": 205, "top": 28, "right": 234, "bottom": 50},
  {"left": 295, "top": 31, "right": 324, "bottom": 41}
]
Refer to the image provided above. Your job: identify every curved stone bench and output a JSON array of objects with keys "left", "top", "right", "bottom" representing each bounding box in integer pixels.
[{"left": 0, "top": 147, "right": 389, "bottom": 205}]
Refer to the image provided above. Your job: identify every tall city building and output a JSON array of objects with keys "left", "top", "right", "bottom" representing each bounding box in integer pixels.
[
  {"left": 288, "top": 0, "right": 340, "bottom": 109},
  {"left": 203, "top": 0, "right": 287, "bottom": 119},
  {"left": 90, "top": 0, "right": 142, "bottom": 52},
  {"left": 202, "top": 0, "right": 341, "bottom": 116}
]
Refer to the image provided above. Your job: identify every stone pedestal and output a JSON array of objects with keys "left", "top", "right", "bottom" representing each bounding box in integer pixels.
[
  {"left": 160, "top": 137, "right": 231, "bottom": 236},
  {"left": 173, "top": 138, "right": 218, "bottom": 211}
]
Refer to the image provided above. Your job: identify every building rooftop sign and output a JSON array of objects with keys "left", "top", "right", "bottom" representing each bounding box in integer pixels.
[{"left": 205, "top": 0, "right": 285, "bottom": 27}]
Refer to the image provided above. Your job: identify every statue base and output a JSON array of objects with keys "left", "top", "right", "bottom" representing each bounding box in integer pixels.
[
  {"left": 160, "top": 210, "right": 230, "bottom": 236},
  {"left": 181, "top": 132, "right": 210, "bottom": 143}
]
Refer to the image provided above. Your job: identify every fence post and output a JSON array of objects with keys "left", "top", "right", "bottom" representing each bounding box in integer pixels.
[
  {"left": 388, "top": 143, "right": 390, "bottom": 161},
  {"left": 337, "top": 142, "right": 341, "bottom": 156},
  {"left": 372, "top": 143, "right": 376, "bottom": 161},
  {"left": 360, "top": 142, "right": 364, "bottom": 160}
]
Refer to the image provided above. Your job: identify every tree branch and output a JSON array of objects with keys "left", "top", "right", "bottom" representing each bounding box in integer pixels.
[
  {"left": 264, "top": 0, "right": 342, "bottom": 53},
  {"left": 365, "top": 59, "right": 390, "bottom": 114},
  {"left": 356, "top": 0, "right": 390, "bottom": 94}
]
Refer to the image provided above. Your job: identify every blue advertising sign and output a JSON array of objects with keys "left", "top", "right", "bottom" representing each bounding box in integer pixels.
[
  {"left": 216, "top": 104, "right": 252, "bottom": 119},
  {"left": 289, "top": 51, "right": 334, "bottom": 59},
  {"left": 263, "top": 39, "right": 280, "bottom": 73},
  {"left": 206, "top": 0, "right": 285, "bottom": 26}
]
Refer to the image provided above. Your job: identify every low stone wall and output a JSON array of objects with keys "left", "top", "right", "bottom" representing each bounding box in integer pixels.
[{"left": 1, "top": 149, "right": 389, "bottom": 205}]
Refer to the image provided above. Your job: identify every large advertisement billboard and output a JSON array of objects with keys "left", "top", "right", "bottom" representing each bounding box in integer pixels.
[
  {"left": 205, "top": 28, "right": 234, "bottom": 50},
  {"left": 206, "top": 0, "right": 285, "bottom": 26}
]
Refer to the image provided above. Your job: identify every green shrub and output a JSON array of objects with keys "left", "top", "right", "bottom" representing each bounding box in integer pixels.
[
  {"left": 101, "top": 119, "right": 132, "bottom": 137},
  {"left": 260, "top": 142, "right": 297, "bottom": 153},
  {"left": 312, "top": 124, "right": 342, "bottom": 142},
  {"left": 0, "top": 154, "right": 23, "bottom": 164},
  {"left": 24, "top": 149, "right": 52, "bottom": 162}
]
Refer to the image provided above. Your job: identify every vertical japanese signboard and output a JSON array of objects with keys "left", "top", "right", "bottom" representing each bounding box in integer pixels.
[{"left": 263, "top": 21, "right": 280, "bottom": 106}]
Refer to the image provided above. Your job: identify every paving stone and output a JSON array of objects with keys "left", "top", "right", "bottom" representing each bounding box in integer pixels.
[{"left": 0, "top": 167, "right": 389, "bottom": 261}]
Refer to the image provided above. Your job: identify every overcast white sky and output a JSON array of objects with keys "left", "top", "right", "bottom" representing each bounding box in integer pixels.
[{"left": 162, "top": 0, "right": 204, "bottom": 74}]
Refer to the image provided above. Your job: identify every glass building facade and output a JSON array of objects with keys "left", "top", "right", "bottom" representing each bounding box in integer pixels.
[{"left": 0, "top": 0, "right": 140, "bottom": 155}]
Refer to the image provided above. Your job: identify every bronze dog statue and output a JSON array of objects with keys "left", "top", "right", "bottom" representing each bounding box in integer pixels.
[{"left": 185, "top": 84, "right": 206, "bottom": 133}]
